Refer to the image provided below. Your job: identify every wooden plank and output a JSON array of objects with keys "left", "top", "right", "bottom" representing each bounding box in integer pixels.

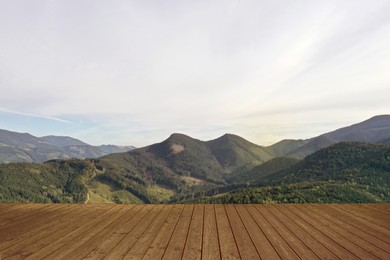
[
  {"left": 266, "top": 204, "right": 336, "bottom": 259},
  {"left": 59, "top": 204, "right": 139, "bottom": 260},
  {"left": 0, "top": 204, "right": 15, "bottom": 211},
  {"left": 0, "top": 203, "right": 388, "bottom": 260},
  {"left": 277, "top": 205, "right": 357, "bottom": 259},
  {"left": 0, "top": 203, "right": 29, "bottom": 217},
  {"left": 181, "top": 204, "right": 204, "bottom": 260},
  {"left": 104, "top": 205, "right": 164, "bottom": 259},
  {"left": 201, "top": 204, "right": 221, "bottom": 260},
  {"left": 225, "top": 204, "right": 259, "bottom": 259},
  {"left": 328, "top": 204, "right": 390, "bottom": 241},
  {"left": 360, "top": 204, "right": 390, "bottom": 215},
  {"left": 0, "top": 203, "right": 57, "bottom": 230},
  {"left": 343, "top": 204, "right": 390, "bottom": 230},
  {"left": 340, "top": 204, "right": 390, "bottom": 229},
  {"left": 23, "top": 205, "right": 122, "bottom": 259},
  {"left": 162, "top": 204, "right": 194, "bottom": 260},
  {"left": 142, "top": 205, "right": 184, "bottom": 260},
  {"left": 234, "top": 204, "right": 280, "bottom": 259},
  {"left": 2, "top": 205, "right": 110, "bottom": 259},
  {"left": 307, "top": 204, "right": 390, "bottom": 259},
  {"left": 123, "top": 205, "right": 174, "bottom": 259},
  {"left": 83, "top": 204, "right": 150, "bottom": 259},
  {"left": 290, "top": 204, "right": 378, "bottom": 259},
  {"left": 44, "top": 205, "right": 131, "bottom": 259},
  {"left": 320, "top": 205, "right": 390, "bottom": 249},
  {"left": 246, "top": 204, "right": 300, "bottom": 259},
  {"left": 214, "top": 204, "right": 240, "bottom": 259},
  {"left": 0, "top": 204, "right": 72, "bottom": 244},
  {"left": 257, "top": 205, "right": 320, "bottom": 259},
  {"left": 0, "top": 204, "right": 81, "bottom": 251}
]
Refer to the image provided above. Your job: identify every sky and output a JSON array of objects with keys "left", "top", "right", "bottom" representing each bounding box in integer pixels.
[{"left": 0, "top": 0, "right": 389, "bottom": 147}]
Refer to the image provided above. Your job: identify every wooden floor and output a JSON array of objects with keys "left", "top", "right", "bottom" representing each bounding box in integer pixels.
[{"left": 0, "top": 204, "right": 389, "bottom": 259}]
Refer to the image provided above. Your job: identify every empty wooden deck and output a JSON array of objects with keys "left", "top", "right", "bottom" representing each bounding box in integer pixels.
[{"left": 0, "top": 204, "right": 389, "bottom": 259}]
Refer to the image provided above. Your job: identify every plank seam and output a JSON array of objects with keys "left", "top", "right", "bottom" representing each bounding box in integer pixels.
[
  {"left": 102, "top": 204, "right": 149, "bottom": 258},
  {"left": 43, "top": 205, "right": 127, "bottom": 259},
  {"left": 271, "top": 205, "right": 340, "bottom": 260},
  {"left": 0, "top": 204, "right": 80, "bottom": 250},
  {"left": 223, "top": 204, "right": 242, "bottom": 259},
  {"left": 123, "top": 205, "right": 167, "bottom": 258},
  {"left": 319, "top": 205, "right": 390, "bottom": 251},
  {"left": 201, "top": 204, "right": 205, "bottom": 260},
  {"left": 244, "top": 204, "right": 282, "bottom": 259},
  {"left": 330, "top": 205, "right": 390, "bottom": 235},
  {"left": 213, "top": 204, "right": 222, "bottom": 260},
  {"left": 233, "top": 204, "right": 262, "bottom": 259},
  {"left": 0, "top": 206, "right": 103, "bottom": 257},
  {"left": 139, "top": 205, "right": 176, "bottom": 260},
  {"left": 299, "top": 205, "right": 385, "bottom": 259},
  {"left": 160, "top": 204, "right": 186, "bottom": 260},
  {"left": 253, "top": 205, "right": 301, "bottom": 259},
  {"left": 180, "top": 204, "right": 195, "bottom": 260},
  {"left": 284, "top": 205, "right": 359, "bottom": 259},
  {"left": 61, "top": 204, "right": 137, "bottom": 259},
  {"left": 265, "top": 205, "right": 322, "bottom": 260}
]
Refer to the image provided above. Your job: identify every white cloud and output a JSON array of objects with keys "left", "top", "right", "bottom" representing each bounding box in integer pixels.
[
  {"left": 0, "top": 107, "right": 73, "bottom": 124},
  {"left": 0, "top": 0, "right": 389, "bottom": 145}
]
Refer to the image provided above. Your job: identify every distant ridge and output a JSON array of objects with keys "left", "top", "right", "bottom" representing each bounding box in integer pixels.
[
  {"left": 0, "top": 130, "right": 135, "bottom": 163},
  {"left": 1, "top": 115, "right": 388, "bottom": 163},
  {"left": 265, "top": 115, "right": 390, "bottom": 158},
  {"left": 41, "top": 135, "right": 89, "bottom": 147}
]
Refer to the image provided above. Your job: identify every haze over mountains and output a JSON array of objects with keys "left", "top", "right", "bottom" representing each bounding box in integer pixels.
[
  {"left": 0, "top": 130, "right": 135, "bottom": 163},
  {"left": 1, "top": 115, "right": 389, "bottom": 164},
  {"left": 0, "top": 115, "right": 389, "bottom": 204}
]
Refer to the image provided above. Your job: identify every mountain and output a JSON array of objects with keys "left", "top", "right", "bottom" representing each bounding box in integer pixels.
[
  {"left": 191, "top": 142, "right": 390, "bottom": 204},
  {"left": 206, "top": 134, "right": 272, "bottom": 176},
  {"left": 1, "top": 115, "right": 390, "bottom": 204},
  {"left": 265, "top": 115, "right": 390, "bottom": 158},
  {"left": 42, "top": 135, "right": 135, "bottom": 154},
  {"left": 40, "top": 135, "right": 90, "bottom": 147},
  {"left": 0, "top": 132, "right": 292, "bottom": 204},
  {"left": 90, "top": 133, "right": 272, "bottom": 202},
  {"left": 98, "top": 144, "right": 136, "bottom": 154},
  {"left": 0, "top": 129, "right": 135, "bottom": 163},
  {"left": 99, "top": 133, "right": 272, "bottom": 184}
]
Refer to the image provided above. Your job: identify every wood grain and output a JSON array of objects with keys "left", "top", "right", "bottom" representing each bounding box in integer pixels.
[{"left": 0, "top": 203, "right": 389, "bottom": 260}]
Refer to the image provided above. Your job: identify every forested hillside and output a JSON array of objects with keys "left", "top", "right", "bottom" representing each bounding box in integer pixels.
[
  {"left": 0, "top": 159, "right": 94, "bottom": 203},
  {"left": 190, "top": 142, "right": 390, "bottom": 204},
  {"left": 1, "top": 115, "right": 389, "bottom": 204}
]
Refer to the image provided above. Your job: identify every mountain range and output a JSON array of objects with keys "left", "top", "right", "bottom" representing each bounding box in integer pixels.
[
  {"left": 0, "top": 115, "right": 389, "bottom": 204},
  {"left": 266, "top": 115, "right": 390, "bottom": 158},
  {"left": 0, "top": 130, "right": 135, "bottom": 163}
]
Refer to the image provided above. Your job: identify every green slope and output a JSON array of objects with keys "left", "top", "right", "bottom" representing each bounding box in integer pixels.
[
  {"left": 189, "top": 142, "right": 390, "bottom": 204},
  {"left": 0, "top": 159, "right": 94, "bottom": 203},
  {"left": 226, "top": 157, "right": 300, "bottom": 184}
]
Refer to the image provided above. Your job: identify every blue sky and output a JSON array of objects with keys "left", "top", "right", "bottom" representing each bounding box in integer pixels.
[{"left": 0, "top": 0, "right": 389, "bottom": 147}]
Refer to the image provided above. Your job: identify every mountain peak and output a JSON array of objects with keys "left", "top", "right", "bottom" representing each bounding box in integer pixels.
[{"left": 165, "top": 133, "right": 197, "bottom": 144}]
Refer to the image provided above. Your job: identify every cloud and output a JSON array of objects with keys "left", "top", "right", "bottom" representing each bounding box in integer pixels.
[
  {"left": 0, "top": 107, "right": 73, "bottom": 124},
  {"left": 0, "top": 0, "right": 389, "bottom": 146}
]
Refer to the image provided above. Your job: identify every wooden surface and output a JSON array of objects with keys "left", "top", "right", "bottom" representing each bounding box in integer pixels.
[{"left": 0, "top": 204, "right": 389, "bottom": 259}]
